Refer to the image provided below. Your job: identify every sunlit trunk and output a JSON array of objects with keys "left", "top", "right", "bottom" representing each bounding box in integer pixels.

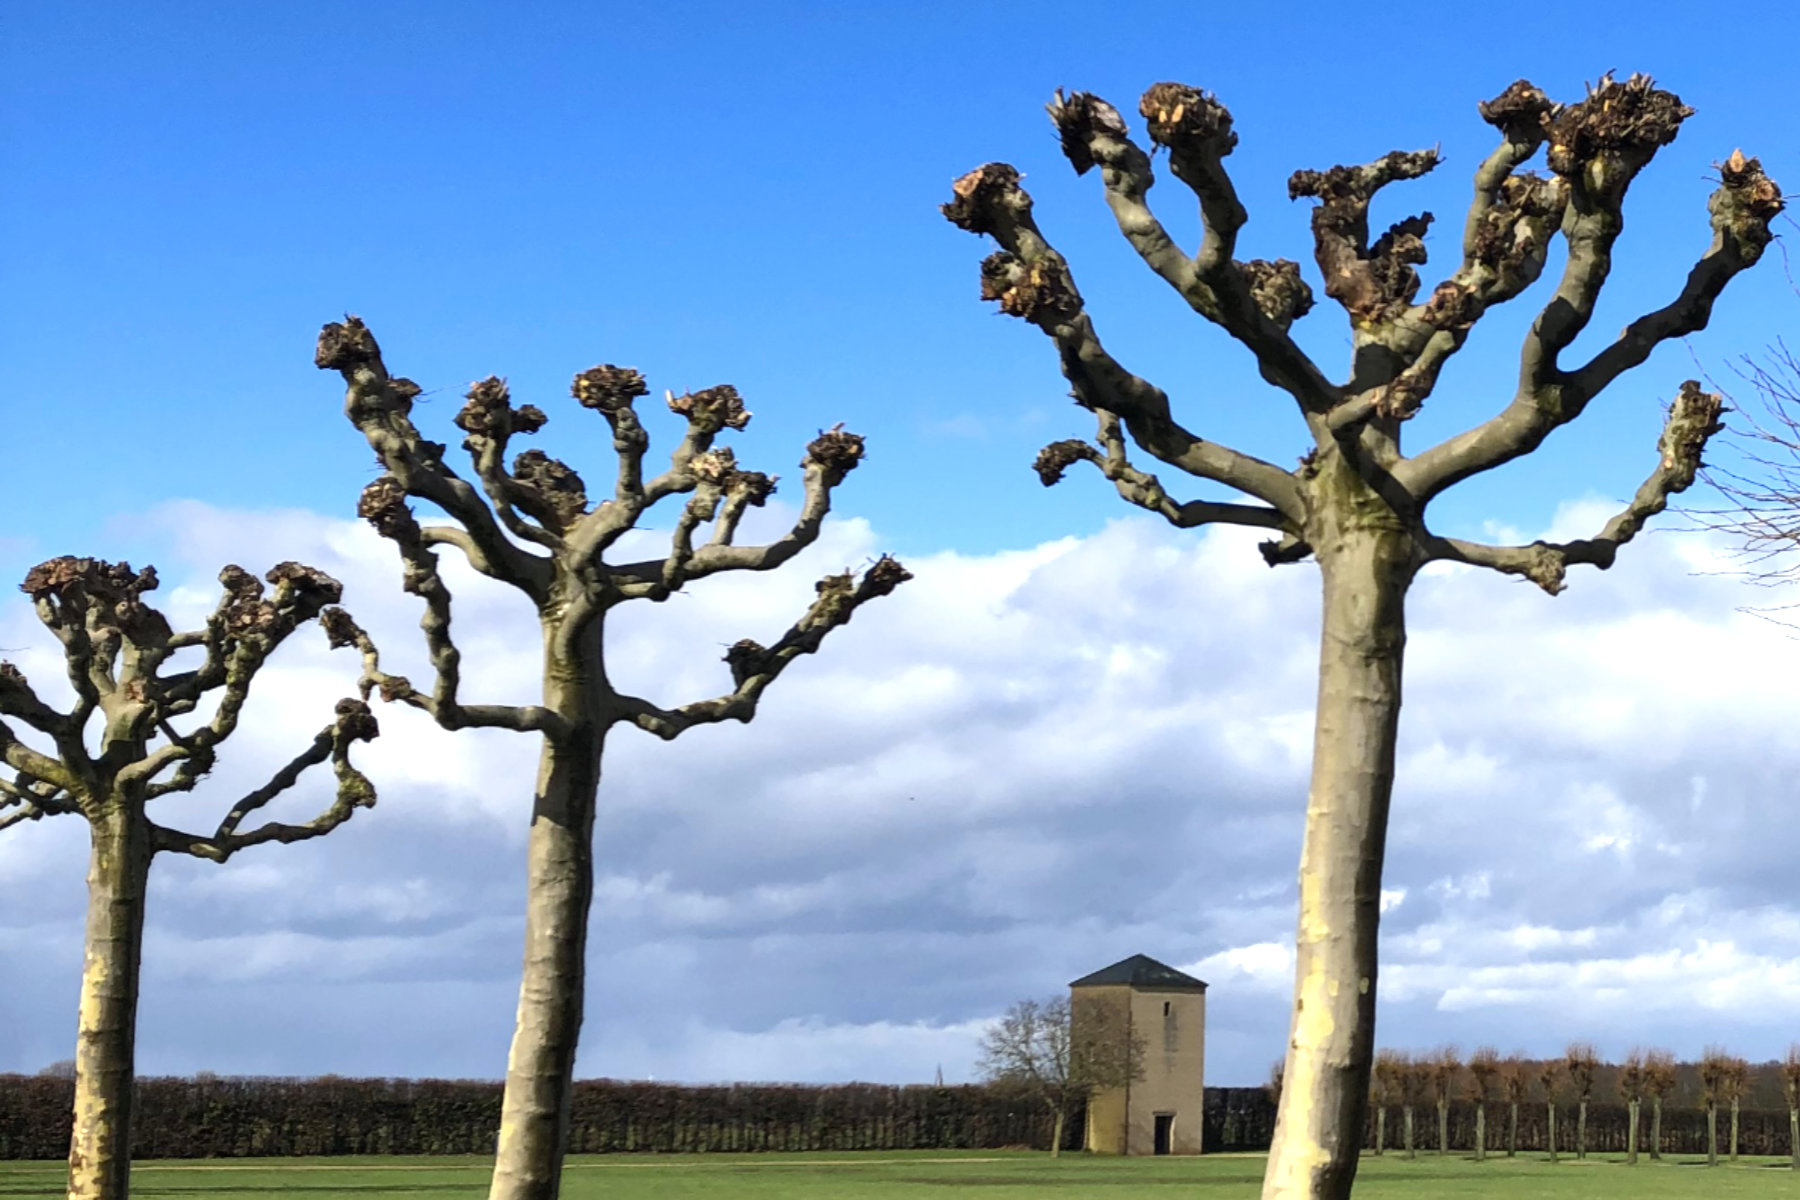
[
  {"left": 1546, "top": 1101, "right": 1558, "bottom": 1163},
  {"left": 1650, "top": 1097, "right": 1663, "bottom": 1160},
  {"left": 1474, "top": 1104, "right": 1485, "bottom": 1161},
  {"left": 489, "top": 623, "right": 607, "bottom": 1200},
  {"left": 67, "top": 808, "right": 152, "bottom": 1200},
  {"left": 1706, "top": 1102, "right": 1718, "bottom": 1167},
  {"left": 1627, "top": 1098, "right": 1639, "bottom": 1164},
  {"left": 1261, "top": 526, "right": 1411, "bottom": 1200}
]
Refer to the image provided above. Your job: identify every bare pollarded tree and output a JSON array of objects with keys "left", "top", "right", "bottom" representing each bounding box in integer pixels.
[
  {"left": 314, "top": 319, "right": 909, "bottom": 1200},
  {"left": 1466, "top": 1046, "right": 1500, "bottom": 1162},
  {"left": 1565, "top": 1041, "right": 1599, "bottom": 1159},
  {"left": 1619, "top": 1048, "right": 1647, "bottom": 1165},
  {"left": 1782, "top": 1045, "right": 1800, "bottom": 1171},
  {"left": 1644, "top": 1048, "right": 1678, "bottom": 1160},
  {"left": 0, "top": 557, "right": 379, "bottom": 1200},
  {"left": 940, "top": 72, "right": 1782, "bottom": 1200}
]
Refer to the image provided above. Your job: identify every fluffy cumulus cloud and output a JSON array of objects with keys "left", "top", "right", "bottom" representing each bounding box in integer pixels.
[{"left": 2, "top": 496, "right": 1798, "bottom": 1086}]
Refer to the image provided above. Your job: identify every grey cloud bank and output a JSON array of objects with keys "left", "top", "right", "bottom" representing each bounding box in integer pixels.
[{"left": 1, "top": 498, "right": 1796, "bottom": 1086}]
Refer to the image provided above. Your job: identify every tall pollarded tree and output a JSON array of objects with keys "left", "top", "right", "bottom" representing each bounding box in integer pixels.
[
  {"left": 0, "top": 557, "right": 379, "bottom": 1200},
  {"left": 940, "top": 73, "right": 1782, "bottom": 1200},
  {"left": 314, "top": 319, "right": 909, "bottom": 1200}
]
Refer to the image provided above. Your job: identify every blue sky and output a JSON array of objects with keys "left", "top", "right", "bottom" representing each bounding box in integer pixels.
[
  {"left": 7, "top": 0, "right": 1798, "bottom": 576},
  {"left": 4, "top": 1, "right": 1800, "bottom": 1089}
]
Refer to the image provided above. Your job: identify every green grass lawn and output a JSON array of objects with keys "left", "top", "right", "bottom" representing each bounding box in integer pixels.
[{"left": 3, "top": 1150, "right": 1798, "bottom": 1197}]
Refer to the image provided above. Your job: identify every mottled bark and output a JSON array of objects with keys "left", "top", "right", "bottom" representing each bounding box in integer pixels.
[
  {"left": 1373, "top": 1107, "right": 1385, "bottom": 1155},
  {"left": 66, "top": 810, "right": 151, "bottom": 1200},
  {"left": 489, "top": 625, "right": 606, "bottom": 1200},
  {"left": 1576, "top": 1099, "right": 1588, "bottom": 1159},
  {"left": 1547, "top": 1101, "right": 1558, "bottom": 1163},
  {"left": 1627, "top": 1098, "right": 1640, "bottom": 1164},
  {"left": 1788, "top": 1106, "right": 1797, "bottom": 1170},
  {"left": 1507, "top": 1102, "right": 1518, "bottom": 1157},
  {"left": 1650, "top": 1096, "right": 1664, "bottom": 1160},
  {"left": 1474, "top": 1104, "right": 1486, "bottom": 1162},
  {"left": 1263, "top": 514, "right": 1411, "bottom": 1200},
  {"left": 1402, "top": 1106, "right": 1414, "bottom": 1159},
  {"left": 1729, "top": 1097, "right": 1740, "bottom": 1162},
  {"left": 1707, "top": 1101, "right": 1718, "bottom": 1166}
]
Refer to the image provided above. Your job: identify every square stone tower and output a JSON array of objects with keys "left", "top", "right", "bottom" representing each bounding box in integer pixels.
[{"left": 1069, "top": 953, "right": 1207, "bottom": 1155}]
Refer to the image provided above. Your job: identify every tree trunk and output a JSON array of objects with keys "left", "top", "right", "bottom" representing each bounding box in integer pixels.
[
  {"left": 1547, "top": 1102, "right": 1558, "bottom": 1163},
  {"left": 1707, "top": 1102, "right": 1718, "bottom": 1167},
  {"left": 489, "top": 622, "right": 609, "bottom": 1200},
  {"left": 1627, "top": 1098, "right": 1639, "bottom": 1164},
  {"left": 1474, "top": 1104, "right": 1485, "bottom": 1162},
  {"left": 1507, "top": 1102, "right": 1517, "bottom": 1157},
  {"left": 1437, "top": 1099, "right": 1449, "bottom": 1155},
  {"left": 67, "top": 808, "right": 153, "bottom": 1200},
  {"left": 1729, "top": 1097, "right": 1739, "bottom": 1163},
  {"left": 1577, "top": 1099, "right": 1587, "bottom": 1159},
  {"left": 1374, "top": 1107, "right": 1385, "bottom": 1155},
  {"left": 1650, "top": 1097, "right": 1662, "bottom": 1160},
  {"left": 1261, "top": 528, "right": 1409, "bottom": 1200},
  {"left": 1050, "top": 1106, "right": 1065, "bottom": 1159},
  {"left": 1788, "top": 1106, "right": 1796, "bottom": 1170}
]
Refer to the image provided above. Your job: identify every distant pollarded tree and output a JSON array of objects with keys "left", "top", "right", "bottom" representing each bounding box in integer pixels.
[
  {"left": 939, "top": 68, "right": 1781, "bottom": 1200},
  {"left": 1, "top": 557, "right": 379, "bottom": 1200},
  {"left": 316, "top": 319, "right": 908, "bottom": 1200},
  {"left": 1399, "top": 1054, "right": 1427, "bottom": 1160},
  {"left": 1783, "top": 1045, "right": 1800, "bottom": 1171},
  {"left": 1428, "top": 1047, "right": 1461, "bottom": 1155},
  {"left": 1538, "top": 1059, "right": 1562, "bottom": 1163},
  {"left": 1466, "top": 1047, "right": 1500, "bottom": 1162},
  {"left": 1565, "top": 1042, "right": 1599, "bottom": 1160},
  {"left": 1371, "top": 1050, "right": 1406, "bottom": 1156},
  {"left": 1644, "top": 1049, "right": 1677, "bottom": 1160},
  {"left": 1700, "top": 1046, "right": 1733, "bottom": 1166},
  {"left": 1721, "top": 1054, "right": 1751, "bottom": 1163},
  {"left": 1618, "top": 1049, "right": 1647, "bottom": 1165},
  {"left": 976, "top": 995, "right": 1146, "bottom": 1156},
  {"left": 1497, "top": 1054, "right": 1531, "bottom": 1158}
]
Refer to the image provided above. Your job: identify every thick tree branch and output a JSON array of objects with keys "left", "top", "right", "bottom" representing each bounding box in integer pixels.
[
  {"left": 315, "top": 533, "right": 571, "bottom": 740},
  {"left": 0, "top": 661, "right": 73, "bottom": 739},
  {"left": 613, "top": 555, "right": 911, "bottom": 739},
  {"left": 1045, "top": 87, "right": 1333, "bottom": 416},
  {"left": 1401, "top": 144, "right": 1782, "bottom": 502},
  {"left": 1033, "top": 412, "right": 1290, "bottom": 533},
  {"left": 115, "top": 563, "right": 347, "bottom": 788},
  {"left": 151, "top": 699, "right": 379, "bottom": 862},
  {"left": 941, "top": 163, "right": 1304, "bottom": 522},
  {"left": 609, "top": 427, "right": 858, "bottom": 597},
  {"left": 453, "top": 377, "right": 565, "bottom": 552},
  {"left": 316, "top": 317, "right": 553, "bottom": 602},
  {"left": 1422, "top": 381, "right": 1724, "bottom": 593},
  {"left": 1322, "top": 83, "right": 1569, "bottom": 430}
]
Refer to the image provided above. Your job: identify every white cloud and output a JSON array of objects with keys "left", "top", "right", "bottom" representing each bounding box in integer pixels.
[{"left": 3, "top": 497, "right": 1800, "bottom": 1084}]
